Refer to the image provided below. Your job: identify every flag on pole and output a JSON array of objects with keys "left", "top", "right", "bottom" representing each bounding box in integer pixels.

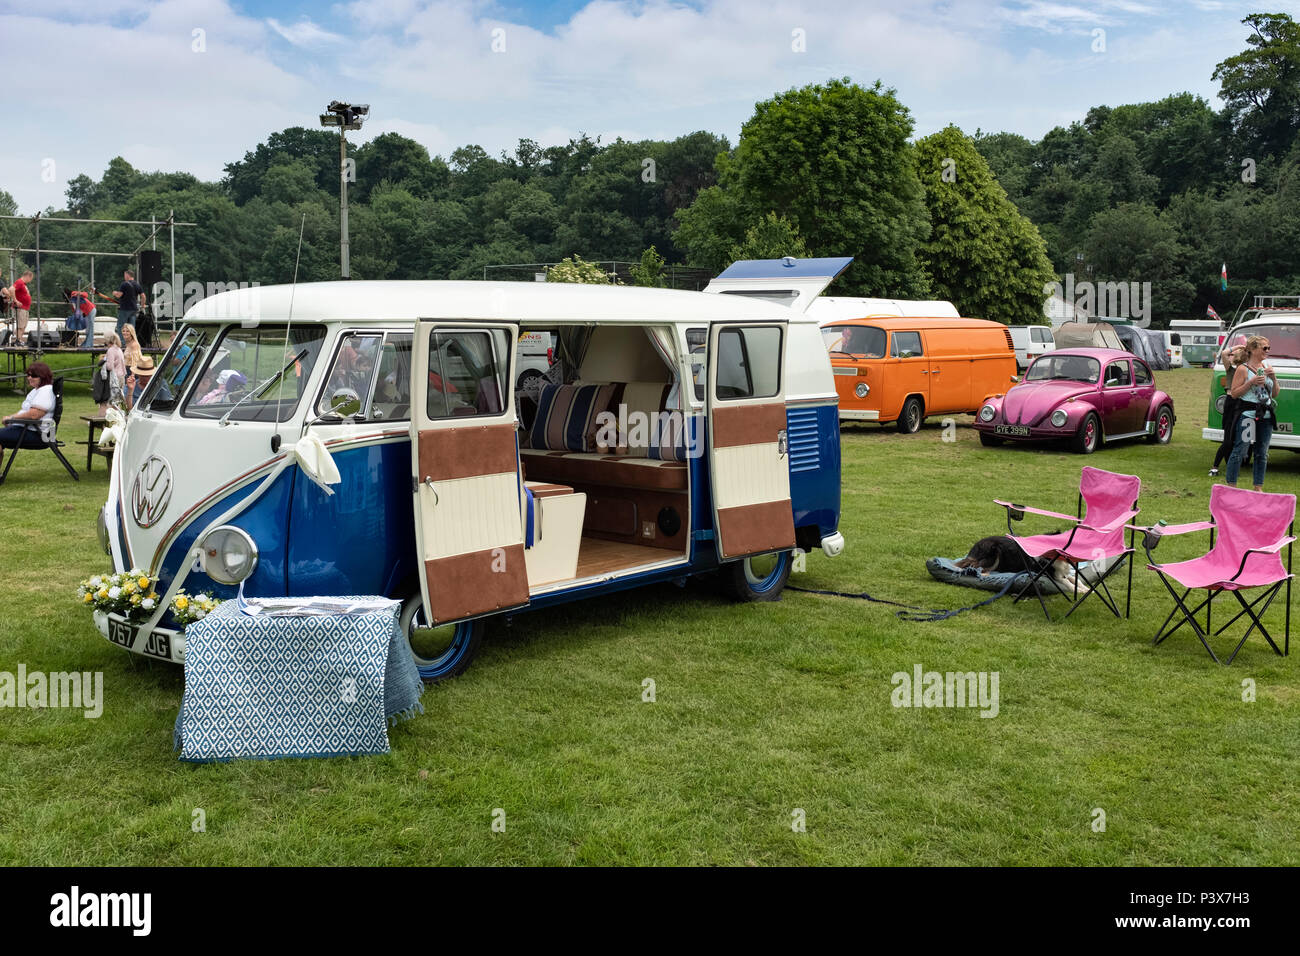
[
  {"left": 1207, "top": 304, "right": 1220, "bottom": 322},
  {"left": 1221, "top": 263, "right": 1228, "bottom": 291}
]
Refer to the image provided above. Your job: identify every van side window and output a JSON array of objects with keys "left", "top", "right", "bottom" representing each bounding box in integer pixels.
[
  {"left": 427, "top": 329, "right": 507, "bottom": 419},
  {"left": 371, "top": 333, "right": 413, "bottom": 420},
  {"left": 318, "top": 333, "right": 383, "bottom": 418},
  {"left": 715, "top": 326, "right": 781, "bottom": 400},
  {"left": 891, "top": 331, "right": 923, "bottom": 358},
  {"left": 1031, "top": 327, "right": 1052, "bottom": 344}
]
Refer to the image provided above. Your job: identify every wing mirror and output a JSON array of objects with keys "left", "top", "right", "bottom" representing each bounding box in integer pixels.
[{"left": 306, "top": 388, "right": 362, "bottom": 427}]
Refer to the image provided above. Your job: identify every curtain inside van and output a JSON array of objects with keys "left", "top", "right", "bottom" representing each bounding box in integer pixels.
[{"left": 644, "top": 326, "right": 683, "bottom": 410}]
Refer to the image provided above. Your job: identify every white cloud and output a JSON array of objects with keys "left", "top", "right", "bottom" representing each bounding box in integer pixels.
[
  {"left": 267, "top": 17, "right": 346, "bottom": 47},
  {"left": 3, "top": 0, "right": 1256, "bottom": 216}
]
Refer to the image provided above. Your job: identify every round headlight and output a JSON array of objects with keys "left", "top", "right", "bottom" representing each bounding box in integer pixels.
[
  {"left": 199, "top": 526, "right": 259, "bottom": 585},
  {"left": 1214, "top": 395, "right": 1226, "bottom": 414},
  {"left": 979, "top": 404, "right": 996, "bottom": 422},
  {"left": 1051, "top": 409, "right": 1068, "bottom": 427},
  {"left": 96, "top": 507, "right": 111, "bottom": 556},
  {"left": 855, "top": 382, "right": 869, "bottom": 398}
]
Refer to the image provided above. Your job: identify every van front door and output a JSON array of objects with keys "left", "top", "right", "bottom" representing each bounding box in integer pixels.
[
  {"left": 707, "top": 322, "right": 796, "bottom": 560},
  {"left": 889, "top": 330, "right": 929, "bottom": 425},
  {"left": 410, "top": 321, "right": 529, "bottom": 624}
]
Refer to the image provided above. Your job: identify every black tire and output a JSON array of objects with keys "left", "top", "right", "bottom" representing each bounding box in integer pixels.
[
  {"left": 1072, "top": 412, "right": 1101, "bottom": 454},
  {"left": 1147, "top": 404, "right": 1174, "bottom": 444},
  {"left": 897, "top": 396, "right": 924, "bottom": 434},
  {"left": 979, "top": 432, "right": 1002, "bottom": 447},
  {"left": 399, "top": 594, "right": 484, "bottom": 682},
  {"left": 721, "top": 551, "right": 793, "bottom": 602},
  {"left": 516, "top": 369, "right": 545, "bottom": 391}
]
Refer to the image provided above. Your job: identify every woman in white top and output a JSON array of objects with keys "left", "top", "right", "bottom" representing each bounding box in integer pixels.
[{"left": 0, "top": 361, "right": 56, "bottom": 449}]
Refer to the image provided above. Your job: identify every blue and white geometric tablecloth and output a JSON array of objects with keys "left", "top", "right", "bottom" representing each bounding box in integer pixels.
[{"left": 174, "top": 596, "right": 424, "bottom": 762}]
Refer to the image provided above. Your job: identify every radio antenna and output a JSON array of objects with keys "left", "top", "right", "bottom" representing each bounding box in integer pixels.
[{"left": 271, "top": 214, "right": 307, "bottom": 453}]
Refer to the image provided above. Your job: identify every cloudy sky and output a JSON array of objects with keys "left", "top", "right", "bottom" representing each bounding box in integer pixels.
[{"left": 4, "top": 0, "right": 1296, "bottom": 213}]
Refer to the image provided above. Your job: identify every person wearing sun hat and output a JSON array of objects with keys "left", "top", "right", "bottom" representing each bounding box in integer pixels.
[{"left": 128, "top": 354, "right": 157, "bottom": 408}]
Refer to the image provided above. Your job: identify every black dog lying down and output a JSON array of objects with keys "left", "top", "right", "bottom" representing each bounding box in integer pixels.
[
  {"left": 955, "top": 535, "right": 1043, "bottom": 574},
  {"left": 955, "top": 533, "right": 1090, "bottom": 594}
]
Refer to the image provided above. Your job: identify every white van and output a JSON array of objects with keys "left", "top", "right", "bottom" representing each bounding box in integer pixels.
[
  {"left": 1007, "top": 325, "right": 1056, "bottom": 370},
  {"left": 95, "top": 267, "right": 848, "bottom": 681},
  {"left": 1159, "top": 330, "right": 1183, "bottom": 368}
]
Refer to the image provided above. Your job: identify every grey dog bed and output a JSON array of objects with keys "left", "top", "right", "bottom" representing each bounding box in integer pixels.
[{"left": 925, "top": 556, "right": 1076, "bottom": 595}]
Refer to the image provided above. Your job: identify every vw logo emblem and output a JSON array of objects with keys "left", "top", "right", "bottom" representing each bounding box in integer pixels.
[{"left": 131, "top": 455, "right": 173, "bottom": 528}]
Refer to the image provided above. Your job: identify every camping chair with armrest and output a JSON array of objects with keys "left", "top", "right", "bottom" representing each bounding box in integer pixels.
[
  {"left": 1142, "top": 484, "right": 1293, "bottom": 664},
  {"left": 0, "top": 376, "right": 80, "bottom": 485},
  {"left": 994, "top": 466, "right": 1140, "bottom": 621}
]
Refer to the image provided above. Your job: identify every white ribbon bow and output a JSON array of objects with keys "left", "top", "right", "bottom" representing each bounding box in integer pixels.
[
  {"left": 98, "top": 407, "right": 126, "bottom": 449},
  {"left": 290, "top": 434, "right": 341, "bottom": 496}
]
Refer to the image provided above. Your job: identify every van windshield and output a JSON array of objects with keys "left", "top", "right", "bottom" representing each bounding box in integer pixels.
[
  {"left": 1233, "top": 325, "right": 1300, "bottom": 360},
  {"left": 822, "top": 325, "right": 885, "bottom": 357},
  {"left": 136, "top": 326, "right": 211, "bottom": 413},
  {"left": 182, "top": 325, "right": 327, "bottom": 421}
]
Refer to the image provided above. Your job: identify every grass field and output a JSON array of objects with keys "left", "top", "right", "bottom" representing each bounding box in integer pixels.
[{"left": 1, "top": 359, "right": 1297, "bottom": 865}]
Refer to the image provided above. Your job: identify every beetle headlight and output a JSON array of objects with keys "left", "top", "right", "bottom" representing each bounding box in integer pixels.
[
  {"left": 1051, "top": 409, "right": 1068, "bottom": 427},
  {"left": 855, "top": 382, "right": 869, "bottom": 398},
  {"left": 96, "top": 507, "right": 111, "bottom": 556},
  {"left": 199, "top": 526, "right": 259, "bottom": 585},
  {"left": 1214, "top": 395, "right": 1226, "bottom": 415},
  {"left": 979, "top": 404, "right": 996, "bottom": 422}
]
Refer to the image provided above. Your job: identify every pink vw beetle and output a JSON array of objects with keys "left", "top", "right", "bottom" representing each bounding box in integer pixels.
[{"left": 973, "top": 348, "right": 1175, "bottom": 454}]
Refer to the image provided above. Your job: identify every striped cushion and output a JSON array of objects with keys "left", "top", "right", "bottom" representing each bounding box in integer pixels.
[{"left": 529, "top": 383, "right": 616, "bottom": 452}]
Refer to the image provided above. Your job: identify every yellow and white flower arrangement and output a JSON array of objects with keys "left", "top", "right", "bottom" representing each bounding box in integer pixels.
[
  {"left": 170, "top": 590, "right": 221, "bottom": 627},
  {"left": 76, "top": 570, "right": 160, "bottom": 624}
]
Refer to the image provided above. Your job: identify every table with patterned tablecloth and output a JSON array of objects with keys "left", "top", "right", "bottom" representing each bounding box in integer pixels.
[{"left": 174, "top": 596, "right": 424, "bottom": 762}]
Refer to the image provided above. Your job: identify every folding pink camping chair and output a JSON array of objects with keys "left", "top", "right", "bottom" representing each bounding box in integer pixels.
[
  {"left": 994, "top": 466, "right": 1141, "bottom": 621},
  {"left": 1142, "top": 484, "right": 1294, "bottom": 664}
]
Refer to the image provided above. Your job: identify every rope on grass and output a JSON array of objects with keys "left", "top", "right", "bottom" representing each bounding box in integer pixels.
[{"left": 786, "top": 577, "right": 1019, "bottom": 623}]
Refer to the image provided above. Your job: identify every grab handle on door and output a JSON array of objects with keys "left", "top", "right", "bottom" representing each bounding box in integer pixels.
[
  {"left": 423, "top": 477, "right": 439, "bottom": 504},
  {"left": 777, "top": 429, "right": 788, "bottom": 457}
]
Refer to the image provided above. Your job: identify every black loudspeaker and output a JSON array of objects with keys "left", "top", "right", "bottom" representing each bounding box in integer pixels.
[
  {"left": 657, "top": 506, "right": 682, "bottom": 538},
  {"left": 138, "top": 250, "right": 163, "bottom": 300}
]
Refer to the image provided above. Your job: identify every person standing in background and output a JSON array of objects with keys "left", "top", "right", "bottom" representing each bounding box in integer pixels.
[
  {"left": 1225, "top": 336, "right": 1279, "bottom": 491},
  {"left": 7, "top": 269, "right": 33, "bottom": 346},
  {"left": 100, "top": 268, "right": 144, "bottom": 341}
]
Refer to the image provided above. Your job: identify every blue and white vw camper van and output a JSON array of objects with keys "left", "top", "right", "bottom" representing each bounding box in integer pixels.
[{"left": 96, "top": 259, "right": 848, "bottom": 680}]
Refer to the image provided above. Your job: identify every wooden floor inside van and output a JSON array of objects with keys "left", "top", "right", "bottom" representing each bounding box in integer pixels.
[{"left": 574, "top": 537, "right": 684, "bottom": 579}]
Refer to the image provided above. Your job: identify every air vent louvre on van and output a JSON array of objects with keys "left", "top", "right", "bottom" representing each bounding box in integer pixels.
[
  {"left": 1003, "top": 329, "right": 1014, "bottom": 351},
  {"left": 786, "top": 407, "right": 821, "bottom": 473}
]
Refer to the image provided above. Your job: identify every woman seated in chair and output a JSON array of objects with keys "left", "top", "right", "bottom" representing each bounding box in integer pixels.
[{"left": 0, "top": 362, "right": 55, "bottom": 448}]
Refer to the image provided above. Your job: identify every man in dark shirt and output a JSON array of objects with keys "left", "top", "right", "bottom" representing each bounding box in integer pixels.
[{"left": 100, "top": 269, "right": 144, "bottom": 341}]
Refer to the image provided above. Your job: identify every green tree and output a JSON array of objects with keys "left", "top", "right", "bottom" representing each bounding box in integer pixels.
[
  {"left": 353, "top": 133, "right": 450, "bottom": 203},
  {"left": 629, "top": 246, "right": 668, "bottom": 287},
  {"left": 1213, "top": 13, "right": 1300, "bottom": 161},
  {"left": 914, "top": 126, "right": 1055, "bottom": 325},
  {"left": 222, "top": 128, "right": 343, "bottom": 204},
  {"left": 729, "top": 212, "right": 809, "bottom": 262},
  {"left": 675, "top": 78, "right": 931, "bottom": 296}
]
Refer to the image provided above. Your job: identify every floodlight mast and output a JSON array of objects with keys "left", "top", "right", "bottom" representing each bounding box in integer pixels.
[{"left": 320, "top": 101, "right": 369, "bottom": 279}]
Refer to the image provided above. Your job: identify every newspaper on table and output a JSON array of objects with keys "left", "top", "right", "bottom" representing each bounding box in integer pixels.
[{"left": 237, "top": 589, "right": 400, "bottom": 618}]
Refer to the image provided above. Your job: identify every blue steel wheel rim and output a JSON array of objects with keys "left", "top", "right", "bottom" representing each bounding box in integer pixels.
[
  {"left": 744, "top": 551, "right": 790, "bottom": 592},
  {"left": 408, "top": 614, "right": 475, "bottom": 680}
]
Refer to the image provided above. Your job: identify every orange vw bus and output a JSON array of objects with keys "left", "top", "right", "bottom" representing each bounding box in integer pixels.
[{"left": 819, "top": 317, "right": 1018, "bottom": 432}]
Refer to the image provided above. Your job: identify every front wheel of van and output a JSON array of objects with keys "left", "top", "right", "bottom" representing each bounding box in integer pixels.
[
  {"left": 722, "top": 550, "right": 792, "bottom": 602},
  {"left": 400, "top": 595, "right": 484, "bottom": 683},
  {"left": 897, "top": 397, "right": 924, "bottom": 434}
]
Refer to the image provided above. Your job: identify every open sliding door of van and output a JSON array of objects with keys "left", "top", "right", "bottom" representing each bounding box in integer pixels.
[
  {"left": 707, "top": 321, "right": 796, "bottom": 561},
  {"left": 411, "top": 321, "right": 529, "bottom": 625}
]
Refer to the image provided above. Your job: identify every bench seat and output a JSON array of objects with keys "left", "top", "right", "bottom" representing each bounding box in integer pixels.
[{"left": 520, "top": 448, "right": 688, "bottom": 492}]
